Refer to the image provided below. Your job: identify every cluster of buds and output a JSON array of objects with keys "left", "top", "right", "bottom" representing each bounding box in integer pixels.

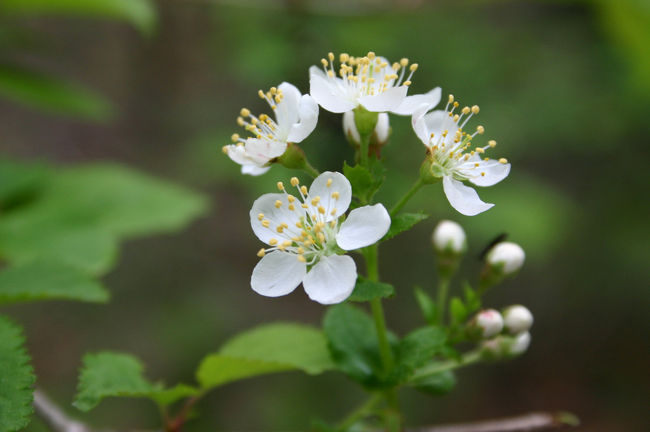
[{"left": 477, "top": 305, "right": 534, "bottom": 359}]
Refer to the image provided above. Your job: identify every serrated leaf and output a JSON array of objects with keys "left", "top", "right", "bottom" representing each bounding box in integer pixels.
[
  {"left": 414, "top": 286, "right": 437, "bottom": 325},
  {"left": 396, "top": 327, "right": 446, "bottom": 375},
  {"left": 0, "top": 0, "right": 157, "bottom": 35},
  {"left": 0, "top": 66, "right": 113, "bottom": 121},
  {"left": 450, "top": 297, "right": 467, "bottom": 325},
  {"left": 197, "top": 323, "right": 334, "bottom": 389},
  {"left": 343, "top": 161, "right": 384, "bottom": 204},
  {"left": 323, "top": 304, "right": 385, "bottom": 386},
  {"left": 348, "top": 279, "right": 395, "bottom": 302},
  {"left": 382, "top": 212, "right": 429, "bottom": 241},
  {"left": 411, "top": 370, "right": 456, "bottom": 396},
  {"left": 74, "top": 352, "right": 159, "bottom": 412},
  {"left": 0, "top": 260, "right": 109, "bottom": 305},
  {"left": 0, "top": 315, "right": 35, "bottom": 432}
]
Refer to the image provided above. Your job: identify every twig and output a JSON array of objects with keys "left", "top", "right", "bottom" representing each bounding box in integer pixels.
[
  {"left": 33, "top": 389, "right": 91, "bottom": 432},
  {"left": 408, "top": 411, "right": 579, "bottom": 432}
]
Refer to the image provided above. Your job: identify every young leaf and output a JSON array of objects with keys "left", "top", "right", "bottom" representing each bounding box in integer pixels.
[
  {"left": 348, "top": 279, "right": 395, "bottom": 302},
  {"left": 463, "top": 282, "right": 481, "bottom": 313},
  {"left": 450, "top": 297, "right": 468, "bottom": 325},
  {"left": 0, "top": 159, "right": 46, "bottom": 209},
  {"left": 0, "top": 260, "right": 109, "bottom": 305},
  {"left": 323, "top": 304, "right": 385, "bottom": 386},
  {"left": 382, "top": 212, "right": 429, "bottom": 241},
  {"left": 343, "top": 161, "right": 384, "bottom": 204},
  {"left": 396, "top": 326, "right": 446, "bottom": 373},
  {"left": 413, "top": 286, "right": 437, "bottom": 325},
  {"left": 148, "top": 384, "right": 198, "bottom": 407},
  {"left": 74, "top": 352, "right": 160, "bottom": 412},
  {"left": 197, "top": 323, "right": 335, "bottom": 389},
  {"left": 410, "top": 370, "right": 456, "bottom": 396},
  {"left": 0, "top": 315, "right": 35, "bottom": 432}
]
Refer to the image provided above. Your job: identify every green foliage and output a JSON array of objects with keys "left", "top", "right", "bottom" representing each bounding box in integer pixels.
[
  {"left": 382, "top": 213, "right": 429, "bottom": 242},
  {"left": 462, "top": 283, "right": 481, "bottom": 314},
  {"left": 0, "top": 316, "right": 35, "bottom": 432},
  {"left": 410, "top": 370, "right": 456, "bottom": 396},
  {"left": 0, "top": 66, "right": 114, "bottom": 122},
  {"left": 348, "top": 279, "right": 395, "bottom": 302},
  {"left": 413, "top": 286, "right": 437, "bottom": 325},
  {"left": 0, "top": 159, "right": 46, "bottom": 208},
  {"left": 396, "top": 327, "right": 446, "bottom": 374},
  {"left": 343, "top": 161, "right": 385, "bottom": 205},
  {"left": 323, "top": 304, "right": 385, "bottom": 386},
  {"left": 0, "top": 260, "right": 109, "bottom": 305},
  {"left": 197, "top": 323, "right": 335, "bottom": 389},
  {"left": 0, "top": 0, "right": 157, "bottom": 35},
  {"left": 449, "top": 297, "right": 468, "bottom": 326},
  {"left": 149, "top": 383, "right": 199, "bottom": 407}
]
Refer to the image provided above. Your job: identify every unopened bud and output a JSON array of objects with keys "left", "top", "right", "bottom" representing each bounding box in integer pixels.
[
  {"left": 502, "top": 305, "right": 533, "bottom": 334},
  {"left": 432, "top": 220, "right": 466, "bottom": 254},
  {"left": 480, "top": 331, "right": 531, "bottom": 359},
  {"left": 343, "top": 111, "right": 361, "bottom": 144},
  {"left": 508, "top": 331, "right": 531, "bottom": 355},
  {"left": 487, "top": 242, "right": 525, "bottom": 275},
  {"left": 343, "top": 111, "right": 391, "bottom": 149},
  {"left": 469, "top": 309, "right": 504, "bottom": 339}
]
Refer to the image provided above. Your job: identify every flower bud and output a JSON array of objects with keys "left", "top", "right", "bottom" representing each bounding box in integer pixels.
[
  {"left": 343, "top": 111, "right": 390, "bottom": 150},
  {"left": 343, "top": 110, "right": 361, "bottom": 144},
  {"left": 502, "top": 305, "right": 533, "bottom": 334},
  {"left": 486, "top": 242, "right": 525, "bottom": 275},
  {"left": 432, "top": 220, "right": 466, "bottom": 254},
  {"left": 509, "top": 331, "right": 531, "bottom": 356},
  {"left": 480, "top": 331, "right": 531, "bottom": 359},
  {"left": 468, "top": 309, "right": 504, "bottom": 339}
]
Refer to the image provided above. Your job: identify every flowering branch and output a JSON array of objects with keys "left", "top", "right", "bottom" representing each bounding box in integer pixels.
[{"left": 407, "top": 412, "right": 579, "bottom": 432}]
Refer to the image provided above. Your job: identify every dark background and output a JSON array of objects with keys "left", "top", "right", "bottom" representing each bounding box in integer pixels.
[{"left": 2, "top": 0, "right": 648, "bottom": 430}]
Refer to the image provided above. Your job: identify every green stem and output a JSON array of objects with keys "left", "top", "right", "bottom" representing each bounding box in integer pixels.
[
  {"left": 337, "top": 393, "right": 383, "bottom": 431},
  {"left": 302, "top": 160, "right": 320, "bottom": 178},
  {"left": 359, "top": 133, "right": 370, "bottom": 167},
  {"left": 390, "top": 178, "right": 425, "bottom": 217},
  {"left": 436, "top": 276, "right": 450, "bottom": 325},
  {"left": 411, "top": 350, "right": 482, "bottom": 382}
]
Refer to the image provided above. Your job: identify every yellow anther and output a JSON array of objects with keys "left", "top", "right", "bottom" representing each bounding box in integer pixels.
[
  {"left": 257, "top": 213, "right": 265, "bottom": 221},
  {"left": 270, "top": 87, "right": 277, "bottom": 94},
  {"left": 499, "top": 158, "right": 508, "bottom": 164},
  {"left": 453, "top": 101, "right": 459, "bottom": 108},
  {"left": 221, "top": 146, "right": 229, "bottom": 154},
  {"left": 409, "top": 63, "right": 418, "bottom": 71},
  {"left": 474, "top": 163, "right": 480, "bottom": 167},
  {"left": 297, "top": 255, "right": 306, "bottom": 263},
  {"left": 318, "top": 206, "right": 326, "bottom": 214},
  {"left": 282, "top": 240, "right": 292, "bottom": 247},
  {"left": 290, "top": 177, "right": 300, "bottom": 186},
  {"left": 276, "top": 226, "right": 284, "bottom": 233},
  {"left": 321, "top": 58, "right": 328, "bottom": 67},
  {"left": 261, "top": 219, "right": 270, "bottom": 228},
  {"left": 240, "top": 108, "right": 250, "bottom": 117},
  {"left": 301, "top": 203, "right": 309, "bottom": 209},
  {"left": 300, "top": 186, "right": 308, "bottom": 195},
  {"left": 297, "top": 247, "right": 305, "bottom": 254},
  {"left": 453, "top": 114, "right": 460, "bottom": 122},
  {"left": 317, "top": 232, "right": 325, "bottom": 243},
  {"left": 326, "top": 178, "right": 333, "bottom": 187},
  {"left": 237, "top": 117, "right": 245, "bottom": 126},
  {"left": 471, "top": 105, "right": 480, "bottom": 114},
  {"left": 481, "top": 172, "right": 486, "bottom": 177},
  {"left": 287, "top": 195, "right": 296, "bottom": 203},
  {"left": 392, "top": 62, "right": 400, "bottom": 70},
  {"left": 258, "top": 90, "right": 265, "bottom": 98},
  {"left": 330, "top": 209, "right": 337, "bottom": 216},
  {"left": 448, "top": 94, "right": 454, "bottom": 104},
  {"left": 257, "top": 248, "right": 266, "bottom": 257},
  {"left": 330, "top": 220, "right": 337, "bottom": 228},
  {"left": 484, "top": 157, "right": 490, "bottom": 161},
  {"left": 476, "top": 148, "right": 485, "bottom": 154},
  {"left": 277, "top": 181, "right": 284, "bottom": 191},
  {"left": 311, "top": 197, "right": 321, "bottom": 206},
  {"left": 462, "top": 106, "right": 471, "bottom": 115},
  {"left": 476, "top": 126, "right": 485, "bottom": 134},
  {"left": 367, "top": 51, "right": 376, "bottom": 60},
  {"left": 403, "top": 80, "right": 412, "bottom": 86},
  {"left": 288, "top": 204, "right": 295, "bottom": 211},
  {"left": 340, "top": 53, "right": 350, "bottom": 63},
  {"left": 331, "top": 191, "right": 340, "bottom": 200},
  {"left": 328, "top": 52, "right": 335, "bottom": 61},
  {"left": 231, "top": 133, "right": 240, "bottom": 142},
  {"left": 400, "top": 58, "right": 409, "bottom": 67},
  {"left": 274, "top": 200, "right": 282, "bottom": 209},
  {"left": 269, "top": 238, "right": 278, "bottom": 246},
  {"left": 488, "top": 140, "right": 497, "bottom": 147},
  {"left": 295, "top": 221, "right": 303, "bottom": 228}
]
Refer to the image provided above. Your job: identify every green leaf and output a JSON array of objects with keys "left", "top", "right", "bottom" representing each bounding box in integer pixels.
[
  {"left": 411, "top": 370, "right": 456, "bottom": 396},
  {"left": 323, "top": 304, "right": 385, "bottom": 386},
  {"left": 382, "top": 212, "right": 429, "bottom": 241},
  {"left": 197, "top": 323, "right": 335, "bottom": 389},
  {"left": 0, "top": 66, "right": 113, "bottom": 121},
  {"left": 396, "top": 327, "right": 446, "bottom": 373},
  {"left": 149, "top": 384, "right": 198, "bottom": 407},
  {"left": 450, "top": 297, "right": 467, "bottom": 325},
  {"left": 463, "top": 283, "right": 481, "bottom": 313},
  {"left": 74, "top": 352, "right": 159, "bottom": 412},
  {"left": 0, "top": 0, "right": 157, "bottom": 35},
  {"left": 414, "top": 286, "right": 437, "bottom": 325},
  {"left": 0, "top": 315, "right": 35, "bottom": 432},
  {"left": 0, "top": 260, "right": 109, "bottom": 305},
  {"left": 343, "top": 161, "right": 384, "bottom": 204},
  {"left": 348, "top": 279, "right": 395, "bottom": 302},
  {"left": 0, "top": 159, "right": 46, "bottom": 210}
]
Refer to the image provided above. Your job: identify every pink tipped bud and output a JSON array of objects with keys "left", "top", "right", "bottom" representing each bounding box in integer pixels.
[
  {"left": 503, "top": 305, "right": 534, "bottom": 334},
  {"left": 474, "top": 309, "right": 504, "bottom": 338}
]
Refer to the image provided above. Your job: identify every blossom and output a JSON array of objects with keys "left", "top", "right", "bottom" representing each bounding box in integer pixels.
[
  {"left": 223, "top": 82, "right": 318, "bottom": 175},
  {"left": 249, "top": 172, "right": 391, "bottom": 304},
  {"left": 413, "top": 95, "right": 511, "bottom": 216},
  {"left": 310, "top": 51, "right": 441, "bottom": 114}
]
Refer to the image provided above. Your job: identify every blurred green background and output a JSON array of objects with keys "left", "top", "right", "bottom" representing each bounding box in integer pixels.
[{"left": 1, "top": 0, "right": 648, "bottom": 430}]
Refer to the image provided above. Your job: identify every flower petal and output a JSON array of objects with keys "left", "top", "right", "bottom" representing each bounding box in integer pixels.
[
  {"left": 244, "top": 138, "right": 287, "bottom": 164},
  {"left": 358, "top": 85, "right": 408, "bottom": 112},
  {"left": 307, "top": 171, "right": 352, "bottom": 221},
  {"left": 241, "top": 164, "right": 270, "bottom": 176},
  {"left": 225, "top": 144, "right": 252, "bottom": 165},
  {"left": 342, "top": 110, "right": 360, "bottom": 143},
  {"left": 250, "top": 193, "right": 306, "bottom": 244},
  {"left": 442, "top": 176, "right": 494, "bottom": 216},
  {"left": 251, "top": 251, "right": 306, "bottom": 297},
  {"left": 303, "top": 254, "right": 357, "bottom": 304},
  {"left": 392, "top": 87, "right": 442, "bottom": 115},
  {"left": 336, "top": 204, "right": 391, "bottom": 250},
  {"left": 412, "top": 103, "right": 433, "bottom": 144},
  {"left": 287, "top": 94, "right": 319, "bottom": 143},
  {"left": 309, "top": 67, "right": 357, "bottom": 113},
  {"left": 459, "top": 159, "right": 511, "bottom": 187},
  {"left": 274, "top": 82, "right": 302, "bottom": 133}
]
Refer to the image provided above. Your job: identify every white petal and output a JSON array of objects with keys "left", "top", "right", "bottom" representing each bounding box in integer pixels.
[
  {"left": 336, "top": 204, "right": 391, "bottom": 250},
  {"left": 287, "top": 94, "right": 319, "bottom": 143},
  {"left": 225, "top": 145, "right": 253, "bottom": 165},
  {"left": 303, "top": 254, "right": 357, "bottom": 304},
  {"left": 251, "top": 251, "right": 306, "bottom": 297},
  {"left": 307, "top": 171, "right": 352, "bottom": 221},
  {"left": 274, "top": 82, "right": 302, "bottom": 132},
  {"left": 241, "top": 164, "right": 270, "bottom": 176},
  {"left": 250, "top": 193, "right": 306, "bottom": 244},
  {"left": 342, "top": 110, "right": 361, "bottom": 143},
  {"left": 442, "top": 176, "right": 494, "bottom": 216},
  {"left": 411, "top": 103, "right": 433, "bottom": 144},
  {"left": 392, "top": 87, "right": 442, "bottom": 115},
  {"left": 358, "top": 85, "right": 408, "bottom": 112},
  {"left": 422, "top": 110, "right": 459, "bottom": 139},
  {"left": 309, "top": 68, "right": 357, "bottom": 113},
  {"left": 462, "top": 160, "right": 511, "bottom": 187},
  {"left": 244, "top": 138, "right": 287, "bottom": 164},
  {"left": 374, "top": 113, "right": 390, "bottom": 142}
]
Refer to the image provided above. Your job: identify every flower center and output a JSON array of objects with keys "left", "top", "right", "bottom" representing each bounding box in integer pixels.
[{"left": 228, "top": 86, "right": 286, "bottom": 148}]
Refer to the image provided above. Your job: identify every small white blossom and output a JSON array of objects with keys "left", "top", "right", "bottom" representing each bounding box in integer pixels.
[
  {"left": 487, "top": 242, "right": 525, "bottom": 275},
  {"left": 249, "top": 172, "right": 391, "bottom": 304},
  {"left": 310, "top": 51, "right": 441, "bottom": 114},
  {"left": 223, "top": 82, "right": 318, "bottom": 175},
  {"left": 474, "top": 309, "right": 504, "bottom": 338},
  {"left": 343, "top": 111, "right": 390, "bottom": 145},
  {"left": 412, "top": 95, "right": 510, "bottom": 216},
  {"left": 432, "top": 220, "right": 466, "bottom": 254},
  {"left": 503, "top": 305, "right": 534, "bottom": 334}
]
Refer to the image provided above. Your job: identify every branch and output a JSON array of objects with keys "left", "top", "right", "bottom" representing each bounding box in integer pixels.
[
  {"left": 408, "top": 412, "right": 579, "bottom": 432},
  {"left": 33, "top": 389, "right": 92, "bottom": 432}
]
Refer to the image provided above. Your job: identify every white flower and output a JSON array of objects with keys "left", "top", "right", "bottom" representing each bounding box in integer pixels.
[
  {"left": 310, "top": 51, "right": 441, "bottom": 114},
  {"left": 487, "top": 242, "right": 525, "bottom": 275},
  {"left": 223, "top": 82, "right": 318, "bottom": 175},
  {"left": 249, "top": 172, "right": 391, "bottom": 304},
  {"left": 474, "top": 309, "right": 504, "bottom": 338},
  {"left": 503, "top": 305, "right": 534, "bottom": 334},
  {"left": 412, "top": 95, "right": 511, "bottom": 216},
  {"left": 432, "top": 220, "right": 466, "bottom": 254},
  {"left": 343, "top": 111, "right": 390, "bottom": 145}
]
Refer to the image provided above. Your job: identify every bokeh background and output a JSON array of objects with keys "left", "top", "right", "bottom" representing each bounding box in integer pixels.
[{"left": 1, "top": 0, "right": 649, "bottom": 430}]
